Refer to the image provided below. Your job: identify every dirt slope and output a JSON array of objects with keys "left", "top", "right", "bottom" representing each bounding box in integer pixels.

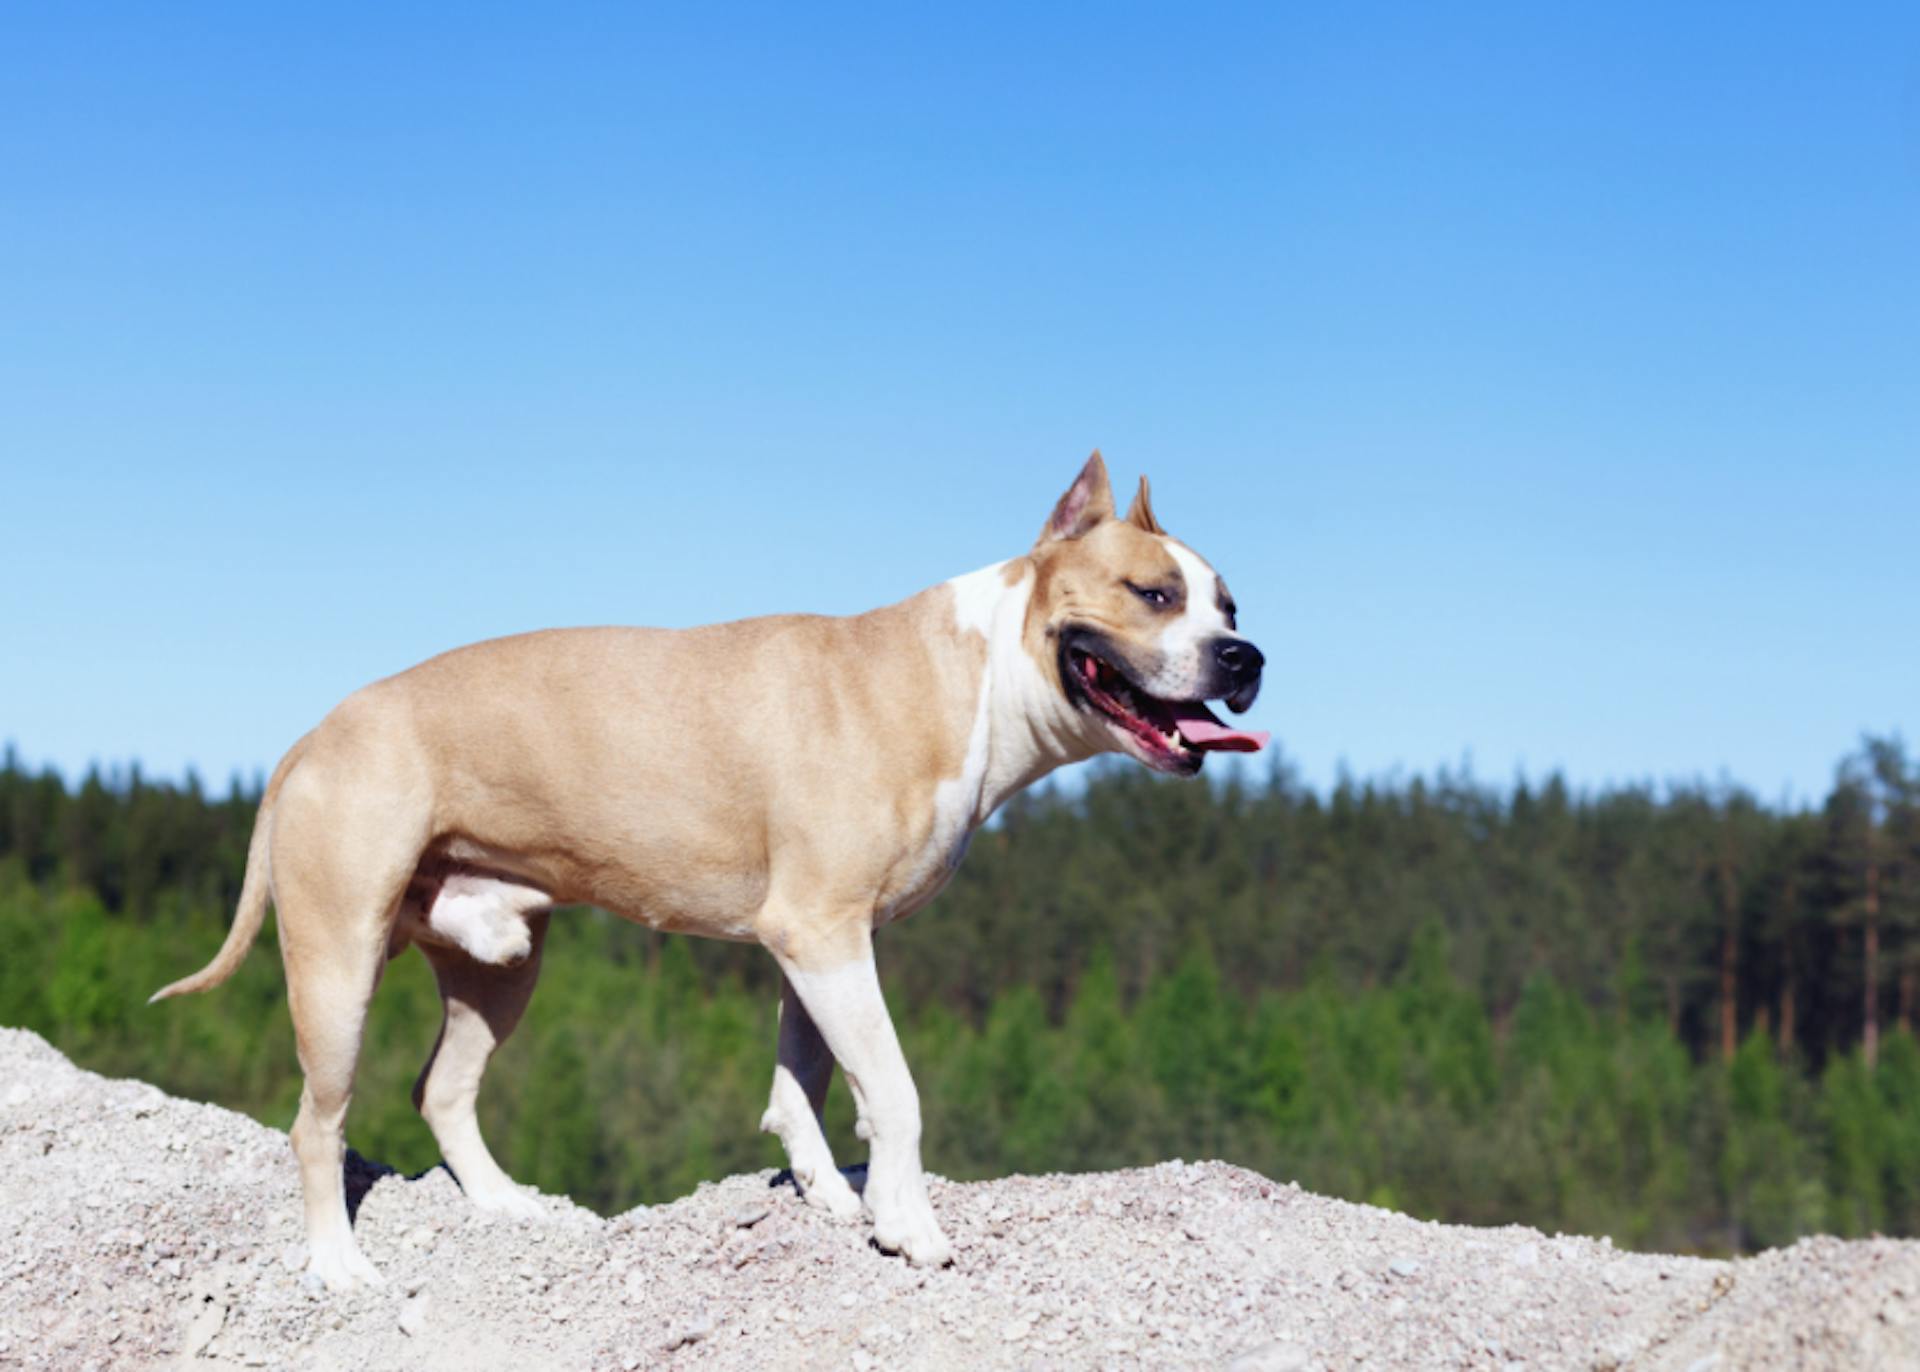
[{"left": 2, "top": 1026, "right": 1916, "bottom": 1371}]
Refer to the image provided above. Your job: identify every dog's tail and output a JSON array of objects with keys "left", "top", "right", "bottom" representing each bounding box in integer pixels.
[{"left": 148, "top": 735, "right": 310, "bottom": 1004}]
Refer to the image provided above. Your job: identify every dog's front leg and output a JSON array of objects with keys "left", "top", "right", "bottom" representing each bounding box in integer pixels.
[
  {"left": 771, "top": 929, "right": 953, "bottom": 1267},
  {"left": 761, "top": 976, "right": 864, "bottom": 1220}
]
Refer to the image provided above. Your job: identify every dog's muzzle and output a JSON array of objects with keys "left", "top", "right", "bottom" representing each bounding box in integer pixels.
[{"left": 1213, "top": 636, "right": 1264, "bottom": 714}]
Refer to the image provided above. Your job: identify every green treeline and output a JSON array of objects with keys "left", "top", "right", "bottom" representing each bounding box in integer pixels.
[{"left": 2, "top": 739, "right": 1918, "bottom": 1253}]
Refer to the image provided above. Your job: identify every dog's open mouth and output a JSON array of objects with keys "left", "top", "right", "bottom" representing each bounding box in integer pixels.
[{"left": 1065, "top": 644, "right": 1268, "bottom": 774}]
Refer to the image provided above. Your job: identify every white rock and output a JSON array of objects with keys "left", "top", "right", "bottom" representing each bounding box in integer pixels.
[
  {"left": 398, "top": 1294, "right": 430, "bottom": 1337},
  {"left": 181, "top": 1299, "right": 226, "bottom": 1357}
]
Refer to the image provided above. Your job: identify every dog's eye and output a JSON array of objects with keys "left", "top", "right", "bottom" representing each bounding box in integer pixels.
[{"left": 1128, "top": 583, "right": 1172, "bottom": 609}]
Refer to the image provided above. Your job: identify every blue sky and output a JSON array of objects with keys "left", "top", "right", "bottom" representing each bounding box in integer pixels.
[{"left": 3, "top": 3, "right": 1915, "bottom": 804}]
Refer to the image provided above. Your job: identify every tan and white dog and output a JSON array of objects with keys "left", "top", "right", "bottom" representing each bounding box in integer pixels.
[{"left": 151, "top": 453, "right": 1267, "bottom": 1289}]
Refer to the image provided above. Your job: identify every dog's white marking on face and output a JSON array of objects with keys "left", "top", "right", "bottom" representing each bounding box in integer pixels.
[{"left": 1146, "top": 538, "right": 1229, "bottom": 698}]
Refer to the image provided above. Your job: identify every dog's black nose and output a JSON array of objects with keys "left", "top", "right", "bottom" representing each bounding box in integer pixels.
[{"left": 1215, "top": 638, "right": 1264, "bottom": 679}]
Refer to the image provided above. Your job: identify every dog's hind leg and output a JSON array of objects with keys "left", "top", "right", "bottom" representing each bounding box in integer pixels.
[
  {"left": 412, "top": 913, "right": 550, "bottom": 1221},
  {"left": 760, "top": 974, "right": 864, "bottom": 1221},
  {"left": 274, "top": 755, "right": 430, "bottom": 1292},
  {"left": 279, "top": 873, "right": 409, "bottom": 1289}
]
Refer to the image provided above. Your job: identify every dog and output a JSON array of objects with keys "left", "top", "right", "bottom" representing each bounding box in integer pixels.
[{"left": 150, "top": 452, "right": 1267, "bottom": 1288}]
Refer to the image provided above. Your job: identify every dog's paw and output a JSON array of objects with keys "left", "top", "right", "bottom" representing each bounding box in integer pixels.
[
  {"left": 801, "top": 1169, "right": 865, "bottom": 1222},
  {"left": 871, "top": 1210, "right": 954, "bottom": 1268},
  {"left": 468, "top": 1183, "right": 548, "bottom": 1223},
  {"left": 306, "top": 1240, "right": 384, "bottom": 1292}
]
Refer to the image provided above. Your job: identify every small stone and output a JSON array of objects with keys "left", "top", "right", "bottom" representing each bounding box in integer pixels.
[
  {"left": 731, "top": 1203, "right": 772, "bottom": 1229},
  {"left": 1226, "top": 1343, "right": 1310, "bottom": 1372},
  {"left": 398, "top": 1294, "right": 430, "bottom": 1338},
  {"left": 850, "top": 1352, "right": 877, "bottom": 1372},
  {"left": 1001, "top": 1317, "right": 1032, "bottom": 1343},
  {"left": 663, "top": 1309, "right": 716, "bottom": 1350},
  {"left": 182, "top": 1300, "right": 226, "bottom": 1358},
  {"left": 1390, "top": 1257, "right": 1421, "bottom": 1279}
]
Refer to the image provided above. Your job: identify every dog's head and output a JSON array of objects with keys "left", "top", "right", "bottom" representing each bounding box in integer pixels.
[{"left": 1025, "top": 452, "right": 1267, "bottom": 776}]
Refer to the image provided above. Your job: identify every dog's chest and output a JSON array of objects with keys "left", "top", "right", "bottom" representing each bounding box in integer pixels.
[
  {"left": 879, "top": 805, "right": 978, "bottom": 925},
  {"left": 877, "top": 660, "right": 993, "bottom": 923}
]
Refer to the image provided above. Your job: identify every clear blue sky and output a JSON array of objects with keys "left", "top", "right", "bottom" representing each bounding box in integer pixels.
[{"left": 4, "top": 3, "right": 1915, "bottom": 805}]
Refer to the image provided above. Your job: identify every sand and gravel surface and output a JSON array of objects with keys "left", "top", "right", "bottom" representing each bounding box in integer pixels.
[{"left": 3, "top": 1027, "right": 1918, "bottom": 1372}]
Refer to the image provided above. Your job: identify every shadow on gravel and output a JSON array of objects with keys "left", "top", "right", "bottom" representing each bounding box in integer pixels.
[{"left": 767, "top": 1162, "right": 868, "bottom": 1201}]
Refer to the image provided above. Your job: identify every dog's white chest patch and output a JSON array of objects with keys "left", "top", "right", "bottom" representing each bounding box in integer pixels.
[{"left": 877, "top": 562, "right": 1010, "bottom": 923}]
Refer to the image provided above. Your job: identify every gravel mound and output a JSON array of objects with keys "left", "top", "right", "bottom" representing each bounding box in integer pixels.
[{"left": 3, "top": 1026, "right": 1917, "bottom": 1371}]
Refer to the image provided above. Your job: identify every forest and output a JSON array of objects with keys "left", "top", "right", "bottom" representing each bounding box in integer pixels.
[{"left": 2, "top": 736, "right": 1917, "bottom": 1255}]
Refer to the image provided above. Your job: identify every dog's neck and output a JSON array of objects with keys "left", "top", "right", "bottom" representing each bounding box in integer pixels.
[{"left": 938, "top": 557, "right": 1099, "bottom": 831}]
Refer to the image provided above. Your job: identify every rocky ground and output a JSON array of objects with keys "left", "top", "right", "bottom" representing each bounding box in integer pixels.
[{"left": 3, "top": 1027, "right": 1918, "bottom": 1371}]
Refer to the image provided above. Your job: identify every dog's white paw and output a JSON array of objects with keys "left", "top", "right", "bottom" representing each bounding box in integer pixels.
[
  {"left": 467, "top": 1182, "right": 548, "bottom": 1222},
  {"left": 800, "top": 1169, "right": 865, "bottom": 1222},
  {"left": 306, "top": 1239, "right": 384, "bottom": 1291},
  {"left": 871, "top": 1206, "right": 954, "bottom": 1268}
]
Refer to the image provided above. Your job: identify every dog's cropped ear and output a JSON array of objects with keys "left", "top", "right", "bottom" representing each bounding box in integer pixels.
[
  {"left": 1125, "top": 475, "right": 1163, "bottom": 534},
  {"left": 1040, "top": 451, "right": 1115, "bottom": 543}
]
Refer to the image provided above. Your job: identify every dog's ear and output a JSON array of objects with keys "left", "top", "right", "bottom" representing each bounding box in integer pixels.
[
  {"left": 1125, "top": 475, "right": 1163, "bottom": 534},
  {"left": 1040, "top": 451, "right": 1115, "bottom": 543}
]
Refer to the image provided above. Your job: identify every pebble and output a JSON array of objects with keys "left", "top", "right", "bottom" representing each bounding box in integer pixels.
[
  {"left": 397, "top": 1295, "right": 429, "bottom": 1338},
  {"left": 181, "top": 1300, "right": 225, "bottom": 1357},
  {"left": 1226, "top": 1343, "right": 1310, "bottom": 1372},
  {"left": 663, "top": 1309, "right": 715, "bottom": 1350}
]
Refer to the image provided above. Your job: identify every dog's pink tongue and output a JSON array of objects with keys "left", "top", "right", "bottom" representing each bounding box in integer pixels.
[{"left": 1167, "top": 701, "right": 1269, "bottom": 752}]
